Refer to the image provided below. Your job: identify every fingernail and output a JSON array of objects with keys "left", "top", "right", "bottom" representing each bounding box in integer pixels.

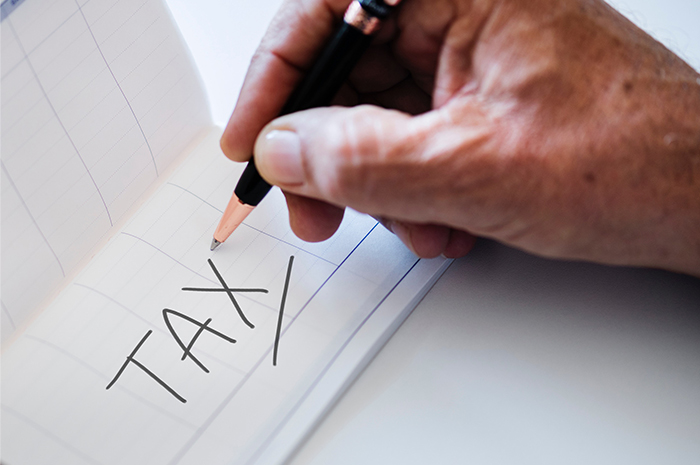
[
  {"left": 256, "top": 129, "right": 304, "bottom": 184},
  {"left": 389, "top": 221, "right": 417, "bottom": 256}
]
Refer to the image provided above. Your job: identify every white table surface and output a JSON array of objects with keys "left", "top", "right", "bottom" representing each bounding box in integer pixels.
[{"left": 165, "top": 1, "right": 700, "bottom": 463}]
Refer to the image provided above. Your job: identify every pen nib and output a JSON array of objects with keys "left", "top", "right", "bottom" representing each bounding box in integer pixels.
[{"left": 210, "top": 238, "right": 221, "bottom": 251}]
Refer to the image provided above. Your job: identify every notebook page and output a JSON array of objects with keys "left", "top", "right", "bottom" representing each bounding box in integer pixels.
[
  {"left": 1, "top": 129, "right": 450, "bottom": 465},
  {"left": 1, "top": 0, "right": 211, "bottom": 342}
]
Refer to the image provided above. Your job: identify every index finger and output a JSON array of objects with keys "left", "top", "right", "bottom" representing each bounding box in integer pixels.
[{"left": 220, "top": 0, "right": 352, "bottom": 162}]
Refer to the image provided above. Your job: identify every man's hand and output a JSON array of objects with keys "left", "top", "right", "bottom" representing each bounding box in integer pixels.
[{"left": 220, "top": 0, "right": 700, "bottom": 276}]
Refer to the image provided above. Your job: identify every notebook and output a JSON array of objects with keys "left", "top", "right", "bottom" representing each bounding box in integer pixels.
[{"left": 0, "top": 0, "right": 451, "bottom": 463}]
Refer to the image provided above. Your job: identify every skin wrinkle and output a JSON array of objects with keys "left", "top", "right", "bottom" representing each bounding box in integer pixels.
[
  {"left": 394, "top": 0, "right": 456, "bottom": 79},
  {"left": 434, "top": 15, "right": 488, "bottom": 107},
  {"left": 268, "top": 48, "right": 306, "bottom": 75},
  {"left": 360, "top": 111, "right": 416, "bottom": 208},
  {"left": 412, "top": 1, "right": 484, "bottom": 108},
  {"left": 468, "top": 0, "right": 696, "bottom": 260},
  {"left": 330, "top": 111, "right": 422, "bottom": 216},
  {"left": 413, "top": 118, "right": 501, "bottom": 225},
  {"left": 225, "top": 0, "right": 700, "bottom": 276},
  {"left": 307, "top": 121, "right": 343, "bottom": 200},
  {"left": 321, "top": 108, "right": 380, "bottom": 204},
  {"left": 342, "top": 108, "right": 364, "bottom": 203}
]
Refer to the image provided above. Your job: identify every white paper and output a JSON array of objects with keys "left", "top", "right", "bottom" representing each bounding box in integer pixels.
[
  {"left": 1, "top": 2, "right": 452, "bottom": 464},
  {"left": 1, "top": 0, "right": 211, "bottom": 340},
  {"left": 2, "top": 130, "right": 450, "bottom": 464}
]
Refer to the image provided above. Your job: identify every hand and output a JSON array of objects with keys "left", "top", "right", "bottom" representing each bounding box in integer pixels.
[{"left": 221, "top": 0, "right": 700, "bottom": 276}]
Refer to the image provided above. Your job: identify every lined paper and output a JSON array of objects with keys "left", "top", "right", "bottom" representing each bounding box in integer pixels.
[
  {"left": 1, "top": 0, "right": 210, "bottom": 341},
  {"left": 2, "top": 131, "right": 450, "bottom": 464},
  {"left": 2, "top": 1, "right": 453, "bottom": 463}
]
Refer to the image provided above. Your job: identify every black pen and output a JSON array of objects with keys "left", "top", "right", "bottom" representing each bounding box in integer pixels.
[{"left": 211, "top": 0, "right": 401, "bottom": 250}]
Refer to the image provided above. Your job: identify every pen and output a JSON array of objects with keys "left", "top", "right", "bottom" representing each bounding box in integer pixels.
[{"left": 211, "top": 0, "right": 402, "bottom": 251}]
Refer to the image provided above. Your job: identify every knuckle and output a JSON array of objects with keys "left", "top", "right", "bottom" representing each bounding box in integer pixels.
[{"left": 315, "top": 106, "right": 391, "bottom": 205}]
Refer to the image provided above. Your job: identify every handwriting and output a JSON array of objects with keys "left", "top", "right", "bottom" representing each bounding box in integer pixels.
[
  {"left": 106, "top": 330, "right": 186, "bottom": 403},
  {"left": 107, "top": 256, "right": 295, "bottom": 403},
  {"left": 186, "top": 259, "right": 258, "bottom": 329},
  {"left": 273, "top": 256, "right": 294, "bottom": 366},
  {"left": 162, "top": 309, "right": 236, "bottom": 373}
]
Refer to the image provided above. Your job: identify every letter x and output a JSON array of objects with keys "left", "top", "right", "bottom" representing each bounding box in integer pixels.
[
  {"left": 181, "top": 259, "right": 268, "bottom": 329},
  {"left": 162, "top": 308, "right": 236, "bottom": 373}
]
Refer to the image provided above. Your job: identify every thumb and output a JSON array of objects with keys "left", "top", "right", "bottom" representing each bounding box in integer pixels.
[{"left": 253, "top": 104, "right": 492, "bottom": 223}]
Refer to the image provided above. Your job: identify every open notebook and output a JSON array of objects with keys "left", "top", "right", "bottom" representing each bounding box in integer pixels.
[{"left": 0, "top": 0, "right": 450, "bottom": 463}]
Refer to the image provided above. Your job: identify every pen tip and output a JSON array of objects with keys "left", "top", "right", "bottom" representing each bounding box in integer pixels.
[{"left": 210, "top": 238, "right": 221, "bottom": 251}]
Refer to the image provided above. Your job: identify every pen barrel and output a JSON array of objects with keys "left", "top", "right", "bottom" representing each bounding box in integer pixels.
[
  {"left": 281, "top": 23, "right": 372, "bottom": 115},
  {"left": 235, "top": 157, "right": 272, "bottom": 205},
  {"left": 235, "top": 22, "right": 374, "bottom": 206}
]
